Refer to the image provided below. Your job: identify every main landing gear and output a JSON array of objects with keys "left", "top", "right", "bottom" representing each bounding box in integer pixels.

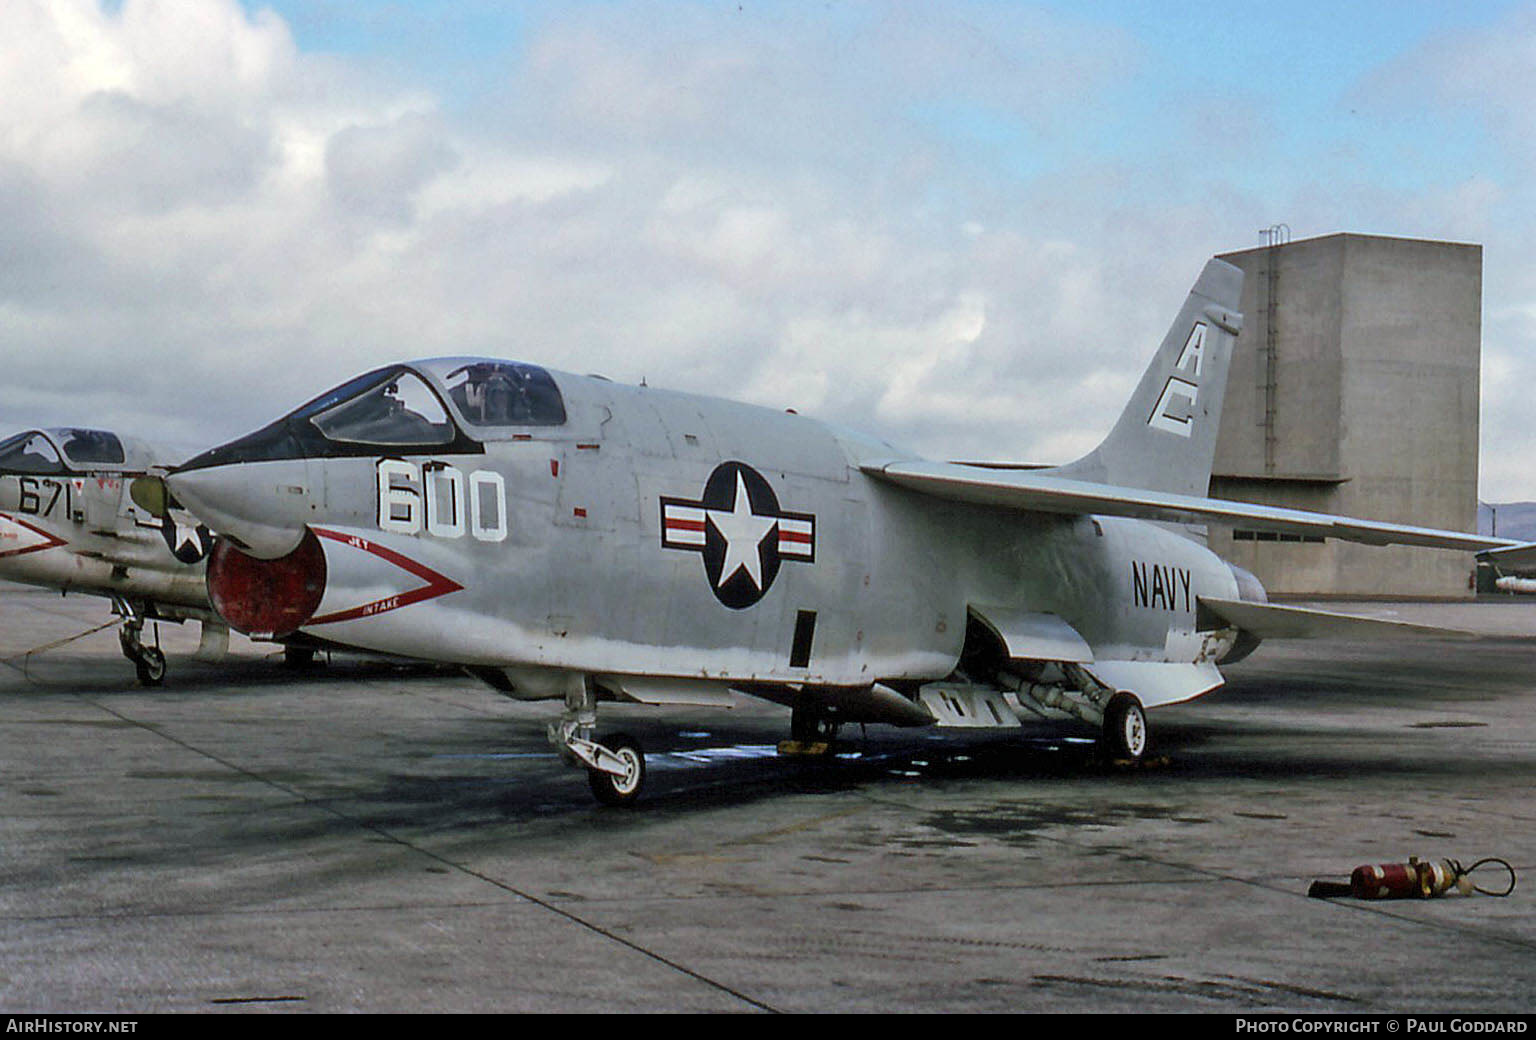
[
  {"left": 787, "top": 701, "right": 841, "bottom": 750},
  {"left": 1008, "top": 665, "right": 1151, "bottom": 764},
  {"left": 283, "top": 645, "right": 321, "bottom": 670},
  {"left": 1101, "top": 691, "right": 1149, "bottom": 762},
  {"left": 549, "top": 677, "right": 648, "bottom": 806},
  {"left": 113, "top": 598, "right": 165, "bottom": 686}
]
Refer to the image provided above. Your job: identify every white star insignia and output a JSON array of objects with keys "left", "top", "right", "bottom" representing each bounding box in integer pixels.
[{"left": 705, "top": 472, "right": 777, "bottom": 590}]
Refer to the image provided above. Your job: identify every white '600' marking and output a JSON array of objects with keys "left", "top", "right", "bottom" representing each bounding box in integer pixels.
[{"left": 377, "top": 460, "right": 507, "bottom": 542}]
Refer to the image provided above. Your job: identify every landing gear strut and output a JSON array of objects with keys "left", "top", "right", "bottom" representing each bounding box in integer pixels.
[
  {"left": 1015, "top": 666, "right": 1151, "bottom": 764},
  {"left": 790, "top": 702, "right": 841, "bottom": 745},
  {"left": 113, "top": 598, "right": 165, "bottom": 686},
  {"left": 283, "top": 646, "right": 320, "bottom": 670},
  {"left": 549, "top": 676, "right": 648, "bottom": 806}
]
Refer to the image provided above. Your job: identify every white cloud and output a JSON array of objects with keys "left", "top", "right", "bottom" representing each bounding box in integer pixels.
[
  {"left": 5, "top": 0, "right": 1533, "bottom": 506},
  {"left": 0, "top": 0, "right": 1179, "bottom": 467}
]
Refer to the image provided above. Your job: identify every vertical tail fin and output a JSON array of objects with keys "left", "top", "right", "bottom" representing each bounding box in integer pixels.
[{"left": 1046, "top": 258, "right": 1244, "bottom": 497}]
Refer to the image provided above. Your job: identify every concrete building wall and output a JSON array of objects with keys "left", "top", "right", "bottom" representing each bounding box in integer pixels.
[{"left": 1208, "top": 233, "right": 1481, "bottom": 598}]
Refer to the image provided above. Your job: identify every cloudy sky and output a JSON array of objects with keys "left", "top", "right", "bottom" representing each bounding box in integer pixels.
[{"left": 5, "top": 0, "right": 1536, "bottom": 499}]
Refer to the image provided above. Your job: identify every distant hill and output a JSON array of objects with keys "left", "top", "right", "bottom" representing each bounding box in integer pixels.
[{"left": 1479, "top": 502, "right": 1536, "bottom": 541}]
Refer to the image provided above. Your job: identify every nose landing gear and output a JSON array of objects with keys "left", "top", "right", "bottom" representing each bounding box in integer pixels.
[
  {"left": 549, "top": 676, "right": 649, "bottom": 806},
  {"left": 113, "top": 598, "right": 166, "bottom": 686}
]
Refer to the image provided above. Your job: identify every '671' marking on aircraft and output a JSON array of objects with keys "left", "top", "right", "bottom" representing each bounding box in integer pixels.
[{"left": 163, "top": 262, "right": 1520, "bottom": 804}]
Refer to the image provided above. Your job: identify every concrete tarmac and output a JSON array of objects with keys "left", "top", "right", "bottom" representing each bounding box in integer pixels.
[{"left": 1, "top": 584, "right": 1533, "bottom": 1014}]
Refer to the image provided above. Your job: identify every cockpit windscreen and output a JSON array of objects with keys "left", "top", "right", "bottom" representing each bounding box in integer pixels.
[
  {"left": 308, "top": 371, "right": 456, "bottom": 448},
  {"left": 0, "top": 432, "right": 65, "bottom": 474},
  {"left": 54, "top": 429, "right": 125, "bottom": 466}
]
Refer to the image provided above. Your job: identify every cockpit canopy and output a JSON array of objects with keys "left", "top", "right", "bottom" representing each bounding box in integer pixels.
[
  {"left": 423, "top": 359, "right": 567, "bottom": 428},
  {"left": 177, "top": 358, "right": 568, "bottom": 470},
  {"left": 0, "top": 428, "right": 127, "bottom": 474}
]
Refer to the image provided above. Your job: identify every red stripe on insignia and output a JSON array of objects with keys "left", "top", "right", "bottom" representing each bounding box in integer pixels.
[
  {"left": 0, "top": 513, "right": 68, "bottom": 558},
  {"left": 305, "top": 527, "right": 464, "bottom": 625},
  {"left": 779, "top": 530, "right": 813, "bottom": 543},
  {"left": 667, "top": 519, "right": 706, "bottom": 532}
]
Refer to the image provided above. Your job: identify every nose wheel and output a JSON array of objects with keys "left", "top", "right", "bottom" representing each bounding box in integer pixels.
[
  {"left": 550, "top": 677, "right": 649, "bottom": 806},
  {"left": 130, "top": 644, "right": 167, "bottom": 686},
  {"left": 114, "top": 599, "right": 166, "bottom": 687},
  {"left": 584, "top": 733, "right": 646, "bottom": 806}
]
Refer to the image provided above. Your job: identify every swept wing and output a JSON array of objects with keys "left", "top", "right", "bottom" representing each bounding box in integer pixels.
[{"left": 860, "top": 459, "right": 1517, "bottom": 554}]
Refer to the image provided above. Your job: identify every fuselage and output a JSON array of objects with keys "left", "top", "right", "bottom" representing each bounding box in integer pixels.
[{"left": 168, "top": 359, "right": 1245, "bottom": 691}]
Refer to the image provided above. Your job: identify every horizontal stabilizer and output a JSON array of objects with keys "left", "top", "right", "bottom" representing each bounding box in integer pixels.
[
  {"left": 861, "top": 460, "right": 1518, "bottom": 554},
  {"left": 1198, "top": 597, "right": 1478, "bottom": 642}
]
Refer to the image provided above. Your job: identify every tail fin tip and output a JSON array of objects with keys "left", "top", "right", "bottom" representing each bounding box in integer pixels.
[{"left": 1047, "top": 256, "right": 1246, "bottom": 497}]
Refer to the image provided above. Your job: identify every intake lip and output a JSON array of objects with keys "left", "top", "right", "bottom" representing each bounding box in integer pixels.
[{"left": 206, "top": 528, "right": 327, "bottom": 637}]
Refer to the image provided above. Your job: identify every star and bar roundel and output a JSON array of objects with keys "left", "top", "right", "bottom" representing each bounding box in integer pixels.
[{"left": 660, "top": 461, "right": 815, "bottom": 609}]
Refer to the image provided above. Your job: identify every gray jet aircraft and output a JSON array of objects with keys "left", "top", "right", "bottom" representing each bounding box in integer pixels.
[
  {"left": 1477, "top": 542, "right": 1536, "bottom": 594},
  {"left": 0, "top": 427, "right": 221, "bottom": 683},
  {"left": 0, "top": 427, "right": 384, "bottom": 682},
  {"left": 164, "top": 259, "right": 1513, "bottom": 803}
]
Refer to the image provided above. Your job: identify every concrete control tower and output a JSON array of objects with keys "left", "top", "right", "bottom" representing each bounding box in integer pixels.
[{"left": 1208, "top": 232, "right": 1482, "bottom": 598}]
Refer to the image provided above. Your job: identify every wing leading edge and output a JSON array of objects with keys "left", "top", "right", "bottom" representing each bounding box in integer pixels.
[{"left": 860, "top": 459, "right": 1518, "bottom": 554}]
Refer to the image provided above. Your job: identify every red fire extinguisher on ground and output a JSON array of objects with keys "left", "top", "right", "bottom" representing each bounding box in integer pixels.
[{"left": 1309, "top": 856, "right": 1515, "bottom": 900}]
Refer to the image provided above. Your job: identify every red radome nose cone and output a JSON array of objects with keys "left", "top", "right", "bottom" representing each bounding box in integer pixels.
[{"left": 207, "top": 528, "right": 327, "bottom": 637}]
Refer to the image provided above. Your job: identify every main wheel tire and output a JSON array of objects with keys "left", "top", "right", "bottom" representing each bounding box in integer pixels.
[
  {"left": 135, "top": 646, "right": 167, "bottom": 687},
  {"left": 1103, "top": 692, "right": 1148, "bottom": 762},
  {"left": 587, "top": 733, "right": 646, "bottom": 807}
]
